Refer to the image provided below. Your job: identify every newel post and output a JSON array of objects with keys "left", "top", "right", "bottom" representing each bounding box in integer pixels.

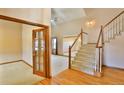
[
  {"left": 81, "top": 28, "right": 83, "bottom": 46},
  {"left": 69, "top": 46, "right": 71, "bottom": 69}
]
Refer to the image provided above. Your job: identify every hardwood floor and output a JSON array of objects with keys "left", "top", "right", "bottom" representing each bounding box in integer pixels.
[{"left": 36, "top": 67, "right": 124, "bottom": 85}]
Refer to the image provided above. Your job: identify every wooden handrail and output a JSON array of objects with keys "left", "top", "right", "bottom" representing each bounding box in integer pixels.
[
  {"left": 95, "top": 11, "right": 124, "bottom": 74},
  {"left": 96, "top": 25, "right": 103, "bottom": 48},
  {"left": 70, "top": 31, "right": 88, "bottom": 49},
  {"left": 70, "top": 32, "right": 82, "bottom": 49},
  {"left": 68, "top": 28, "right": 88, "bottom": 69},
  {"left": 82, "top": 31, "right": 88, "bottom": 35},
  {"left": 103, "top": 11, "right": 124, "bottom": 28},
  {"left": 97, "top": 11, "right": 124, "bottom": 48}
]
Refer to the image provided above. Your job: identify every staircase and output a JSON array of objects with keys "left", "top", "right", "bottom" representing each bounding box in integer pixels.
[
  {"left": 71, "top": 44, "right": 96, "bottom": 75},
  {"left": 68, "top": 10, "right": 124, "bottom": 77}
]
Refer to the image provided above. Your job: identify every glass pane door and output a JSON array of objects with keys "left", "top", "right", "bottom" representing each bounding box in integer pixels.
[{"left": 33, "top": 30, "right": 45, "bottom": 77}]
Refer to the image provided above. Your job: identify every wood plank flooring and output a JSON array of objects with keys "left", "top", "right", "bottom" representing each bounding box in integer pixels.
[{"left": 36, "top": 67, "right": 124, "bottom": 85}]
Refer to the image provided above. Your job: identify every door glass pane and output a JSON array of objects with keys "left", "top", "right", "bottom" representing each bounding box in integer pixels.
[{"left": 34, "top": 31, "right": 44, "bottom": 72}]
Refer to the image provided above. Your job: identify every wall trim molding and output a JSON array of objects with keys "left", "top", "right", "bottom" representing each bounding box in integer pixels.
[
  {"left": 21, "top": 60, "right": 33, "bottom": 68},
  {"left": 103, "top": 65, "right": 124, "bottom": 71},
  {"left": 0, "top": 60, "right": 33, "bottom": 68},
  {"left": 0, "top": 60, "right": 22, "bottom": 65}
]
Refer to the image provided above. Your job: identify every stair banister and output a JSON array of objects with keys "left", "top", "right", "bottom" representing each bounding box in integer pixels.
[
  {"left": 68, "top": 28, "right": 88, "bottom": 69},
  {"left": 96, "top": 25, "right": 103, "bottom": 74},
  {"left": 95, "top": 10, "right": 124, "bottom": 75},
  {"left": 103, "top": 11, "right": 124, "bottom": 28}
]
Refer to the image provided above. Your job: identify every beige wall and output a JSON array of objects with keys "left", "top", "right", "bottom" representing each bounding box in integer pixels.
[
  {"left": 104, "top": 32, "right": 124, "bottom": 69},
  {"left": 0, "top": 20, "right": 22, "bottom": 63},
  {"left": 0, "top": 8, "right": 43, "bottom": 23},
  {"left": 22, "top": 25, "right": 37, "bottom": 65},
  {"left": 0, "top": 8, "right": 51, "bottom": 66}
]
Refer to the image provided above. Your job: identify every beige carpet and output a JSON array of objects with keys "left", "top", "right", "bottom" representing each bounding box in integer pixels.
[
  {"left": 71, "top": 44, "right": 96, "bottom": 75},
  {"left": 0, "top": 61, "right": 44, "bottom": 85}
]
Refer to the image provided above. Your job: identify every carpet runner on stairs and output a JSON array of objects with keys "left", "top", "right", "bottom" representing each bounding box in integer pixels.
[{"left": 71, "top": 44, "right": 96, "bottom": 76}]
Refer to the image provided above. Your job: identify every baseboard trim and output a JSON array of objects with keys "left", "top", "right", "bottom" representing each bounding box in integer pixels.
[
  {"left": 53, "top": 54, "right": 69, "bottom": 57},
  {"left": 0, "top": 60, "right": 33, "bottom": 68},
  {"left": 0, "top": 60, "right": 22, "bottom": 65},
  {"left": 88, "top": 43, "right": 97, "bottom": 44},
  {"left": 103, "top": 65, "right": 124, "bottom": 71},
  {"left": 21, "top": 60, "right": 33, "bottom": 68}
]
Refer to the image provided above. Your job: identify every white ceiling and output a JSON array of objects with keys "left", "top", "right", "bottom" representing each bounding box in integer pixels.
[
  {"left": 84, "top": 8, "right": 124, "bottom": 25},
  {"left": 51, "top": 8, "right": 86, "bottom": 25}
]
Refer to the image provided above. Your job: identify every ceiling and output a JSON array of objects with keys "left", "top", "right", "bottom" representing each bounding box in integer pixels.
[
  {"left": 84, "top": 8, "right": 124, "bottom": 25},
  {"left": 51, "top": 8, "right": 124, "bottom": 27},
  {"left": 51, "top": 8, "right": 86, "bottom": 25}
]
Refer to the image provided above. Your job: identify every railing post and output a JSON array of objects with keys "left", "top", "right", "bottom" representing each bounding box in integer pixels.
[
  {"left": 69, "top": 46, "right": 71, "bottom": 69},
  {"left": 101, "top": 25, "right": 103, "bottom": 73},
  {"left": 81, "top": 28, "right": 83, "bottom": 46},
  {"left": 98, "top": 48, "right": 100, "bottom": 72}
]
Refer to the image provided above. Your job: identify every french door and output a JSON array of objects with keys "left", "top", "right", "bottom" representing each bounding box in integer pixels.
[{"left": 32, "top": 28, "right": 50, "bottom": 78}]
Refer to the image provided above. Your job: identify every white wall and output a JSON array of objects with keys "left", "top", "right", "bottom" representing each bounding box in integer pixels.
[
  {"left": 104, "top": 32, "right": 124, "bottom": 69},
  {"left": 84, "top": 8, "right": 124, "bottom": 69},
  {"left": 52, "top": 18, "right": 85, "bottom": 54},
  {"left": 0, "top": 20, "right": 22, "bottom": 63}
]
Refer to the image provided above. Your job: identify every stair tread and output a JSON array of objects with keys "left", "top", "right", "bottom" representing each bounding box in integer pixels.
[
  {"left": 70, "top": 44, "right": 96, "bottom": 76},
  {"left": 73, "top": 59, "right": 95, "bottom": 64},
  {"left": 72, "top": 60, "right": 96, "bottom": 68}
]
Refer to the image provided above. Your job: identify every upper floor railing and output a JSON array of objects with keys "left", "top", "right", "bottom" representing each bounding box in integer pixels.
[{"left": 96, "top": 10, "right": 124, "bottom": 75}]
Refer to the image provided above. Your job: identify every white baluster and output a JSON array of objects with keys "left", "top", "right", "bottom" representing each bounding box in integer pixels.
[
  {"left": 109, "top": 24, "right": 112, "bottom": 41},
  {"left": 107, "top": 26, "right": 110, "bottom": 42},
  {"left": 111, "top": 22, "right": 114, "bottom": 39},
  {"left": 119, "top": 15, "right": 123, "bottom": 32},
  {"left": 103, "top": 28, "right": 107, "bottom": 42},
  {"left": 108, "top": 25, "right": 110, "bottom": 40},
  {"left": 113, "top": 20, "right": 117, "bottom": 37},
  {"left": 117, "top": 17, "right": 121, "bottom": 35},
  {"left": 122, "top": 13, "right": 124, "bottom": 32}
]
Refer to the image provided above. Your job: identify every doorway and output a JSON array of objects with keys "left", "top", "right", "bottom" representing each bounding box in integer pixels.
[
  {"left": 0, "top": 15, "right": 51, "bottom": 79},
  {"left": 52, "top": 37, "right": 58, "bottom": 55}
]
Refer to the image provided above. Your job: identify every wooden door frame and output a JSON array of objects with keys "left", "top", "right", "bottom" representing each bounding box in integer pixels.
[
  {"left": 32, "top": 28, "right": 51, "bottom": 78},
  {"left": 0, "top": 15, "right": 51, "bottom": 78},
  {"left": 32, "top": 29, "right": 46, "bottom": 77}
]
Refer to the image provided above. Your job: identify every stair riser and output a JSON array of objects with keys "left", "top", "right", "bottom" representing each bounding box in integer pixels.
[
  {"left": 71, "top": 44, "right": 96, "bottom": 76},
  {"left": 72, "top": 62, "right": 96, "bottom": 69},
  {"left": 78, "top": 51, "right": 95, "bottom": 55},
  {"left": 72, "top": 62, "right": 95, "bottom": 69},
  {"left": 74, "top": 58, "right": 95, "bottom": 62},
  {"left": 76, "top": 54, "right": 95, "bottom": 58}
]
